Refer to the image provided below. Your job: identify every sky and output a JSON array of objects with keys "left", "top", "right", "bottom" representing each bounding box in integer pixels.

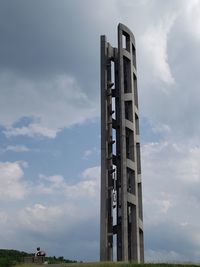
[{"left": 0, "top": 0, "right": 200, "bottom": 263}]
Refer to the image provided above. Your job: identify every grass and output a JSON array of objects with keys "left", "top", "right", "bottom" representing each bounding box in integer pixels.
[
  {"left": 13, "top": 264, "right": 200, "bottom": 267},
  {"left": 17, "top": 266, "right": 43, "bottom": 267}
]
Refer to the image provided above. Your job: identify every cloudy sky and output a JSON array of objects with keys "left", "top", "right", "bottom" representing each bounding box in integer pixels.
[{"left": 0, "top": 0, "right": 200, "bottom": 263}]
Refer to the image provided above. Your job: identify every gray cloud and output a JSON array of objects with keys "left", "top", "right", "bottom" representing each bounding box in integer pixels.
[
  {"left": 0, "top": 0, "right": 117, "bottom": 91},
  {"left": 0, "top": 0, "right": 120, "bottom": 136},
  {"left": 142, "top": 141, "right": 200, "bottom": 262},
  {"left": 145, "top": 221, "right": 200, "bottom": 262}
]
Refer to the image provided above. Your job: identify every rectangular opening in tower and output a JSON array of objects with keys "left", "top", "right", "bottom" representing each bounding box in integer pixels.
[
  {"left": 139, "top": 229, "right": 144, "bottom": 262},
  {"left": 112, "top": 98, "right": 116, "bottom": 120},
  {"left": 112, "top": 128, "right": 116, "bottom": 156},
  {"left": 111, "top": 60, "right": 115, "bottom": 84},
  {"left": 113, "top": 234, "right": 117, "bottom": 261},
  {"left": 123, "top": 57, "right": 131, "bottom": 93},
  {"left": 135, "top": 113, "right": 139, "bottom": 134},
  {"left": 127, "top": 203, "right": 137, "bottom": 261},
  {"left": 122, "top": 31, "right": 130, "bottom": 52},
  {"left": 127, "top": 203, "right": 132, "bottom": 261},
  {"left": 126, "top": 127, "right": 134, "bottom": 161},
  {"left": 132, "top": 44, "right": 136, "bottom": 69},
  {"left": 136, "top": 143, "right": 141, "bottom": 174},
  {"left": 127, "top": 167, "right": 135, "bottom": 194},
  {"left": 125, "top": 101, "right": 133, "bottom": 122},
  {"left": 138, "top": 182, "right": 143, "bottom": 220},
  {"left": 133, "top": 74, "right": 138, "bottom": 108},
  {"left": 111, "top": 60, "right": 116, "bottom": 122}
]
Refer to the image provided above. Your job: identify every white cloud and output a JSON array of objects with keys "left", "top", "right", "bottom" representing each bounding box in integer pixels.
[
  {"left": 160, "top": 199, "right": 172, "bottom": 214},
  {"left": 82, "top": 147, "right": 100, "bottom": 160},
  {"left": 0, "top": 72, "right": 98, "bottom": 138},
  {"left": 82, "top": 149, "right": 93, "bottom": 160},
  {"left": 19, "top": 203, "right": 64, "bottom": 234},
  {"left": 0, "top": 165, "right": 101, "bottom": 258},
  {"left": 142, "top": 141, "right": 200, "bottom": 192},
  {"left": 184, "top": 0, "right": 200, "bottom": 40},
  {"left": 145, "top": 249, "right": 185, "bottom": 263},
  {"left": 5, "top": 145, "right": 30, "bottom": 152},
  {"left": 68, "top": 166, "right": 100, "bottom": 198},
  {"left": 36, "top": 166, "right": 100, "bottom": 199},
  {"left": 0, "top": 211, "right": 8, "bottom": 224},
  {"left": 82, "top": 166, "right": 100, "bottom": 181},
  {"left": 179, "top": 147, "right": 200, "bottom": 183},
  {"left": 36, "top": 174, "right": 65, "bottom": 194},
  {"left": 0, "top": 161, "right": 29, "bottom": 200},
  {"left": 4, "top": 124, "right": 58, "bottom": 139},
  {"left": 40, "top": 174, "right": 65, "bottom": 187},
  {"left": 14, "top": 167, "right": 101, "bottom": 254},
  {"left": 136, "top": 2, "right": 200, "bottom": 144},
  {"left": 18, "top": 200, "right": 96, "bottom": 237},
  {"left": 142, "top": 139, "right": 200, "bottom": 260},
  {"left": 152, "top": 123, "right": 171, "bottom": 135},
  {"left": 140, "top": 15, "right": 176, "bottom": 85}
]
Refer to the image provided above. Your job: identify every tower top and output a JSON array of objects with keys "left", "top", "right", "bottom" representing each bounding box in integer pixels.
[{"left": 118, "top": 23, "right": 136, "bottom": 44}]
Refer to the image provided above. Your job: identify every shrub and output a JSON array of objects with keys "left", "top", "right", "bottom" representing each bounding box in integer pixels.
[{"left": 0, "top": 257, "right": 12, "bottom": 267}]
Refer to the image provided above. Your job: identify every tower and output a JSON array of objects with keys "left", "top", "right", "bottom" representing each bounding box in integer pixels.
[{"left": 100, "top": 23, "right": 144, "bottom": 262}]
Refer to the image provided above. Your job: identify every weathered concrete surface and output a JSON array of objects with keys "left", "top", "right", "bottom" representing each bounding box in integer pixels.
[{"left": 100, "top": 23, "right": 144, "bottom": 262}]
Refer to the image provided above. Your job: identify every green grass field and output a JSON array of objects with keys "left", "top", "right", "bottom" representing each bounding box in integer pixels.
[{"left": 13, "top": 263, "right": 200, "bottom": 267}]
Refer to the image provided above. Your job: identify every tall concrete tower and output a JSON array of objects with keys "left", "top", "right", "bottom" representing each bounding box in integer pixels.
[{"left": 100, "top": 23, "right": 144, "bottom": 262}]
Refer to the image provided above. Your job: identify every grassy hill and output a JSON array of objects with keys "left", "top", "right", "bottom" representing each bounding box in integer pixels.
[
  {"left": 0, "top": 250, "right": 199, "bottom": 267},
  {"left": 13, "top": 263, "right": 200, "bottom": 267},
  {"left": 0, "top": 249, "right": 76, "bottom": 266},
  {"left": 0, "top": 249, "right": 30, "bottom": 267}
]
